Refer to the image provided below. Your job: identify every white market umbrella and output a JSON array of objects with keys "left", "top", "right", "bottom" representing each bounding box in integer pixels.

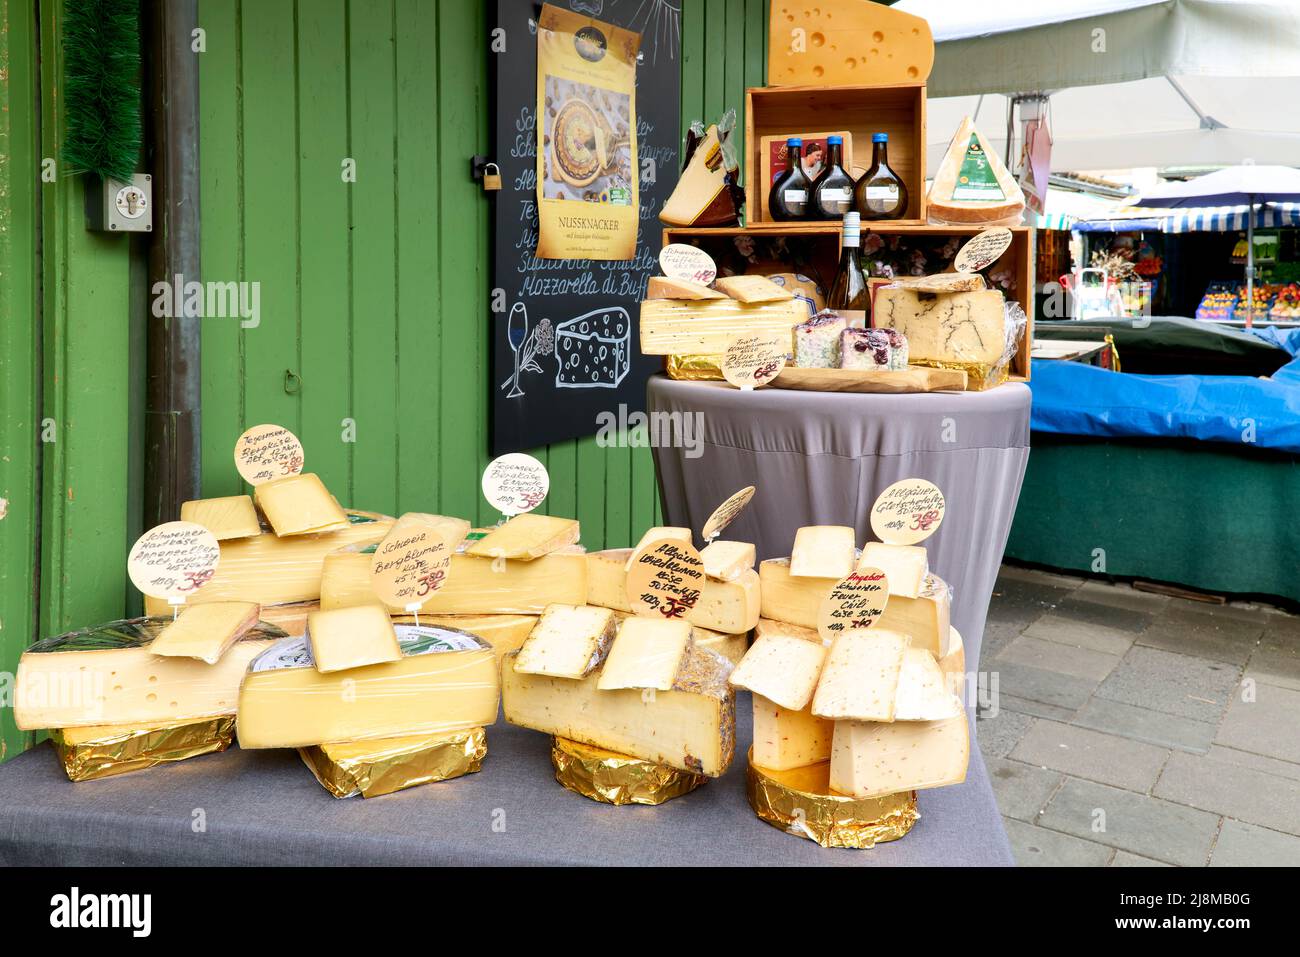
[{"left": 1134, "top": 165, "right": 1300, "bottom": 324}]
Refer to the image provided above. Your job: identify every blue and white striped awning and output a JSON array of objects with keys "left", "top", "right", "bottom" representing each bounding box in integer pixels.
[{"left": 1162, "top": 203, "right": 1300, "bottom": 233}]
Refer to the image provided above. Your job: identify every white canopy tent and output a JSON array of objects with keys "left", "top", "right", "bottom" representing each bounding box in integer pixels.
[{"left": 895, "top": 0, "right": 1300, "bottom": 174}]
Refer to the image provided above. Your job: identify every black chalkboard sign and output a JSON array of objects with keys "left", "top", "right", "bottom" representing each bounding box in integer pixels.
[{"left": 489, "top": 0, "right": 681, "bottom": 455}]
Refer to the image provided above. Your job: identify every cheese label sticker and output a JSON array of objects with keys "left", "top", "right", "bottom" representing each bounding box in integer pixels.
[
  {"left": 953, "top": 227, "right": 1014, "bottom": 274},
  {"left": 127, "top": 521, "right": 221, "bottom": 601},
  {"left": 951, "top": 134, "right": 1006, "bottom": 201},
  {"left": 658, "top": 243, "right": 717, "bottom": 285},
  {"left": 234, "top": 424, "right": 305, "bottom": 485},
  {"left": 370, "top": 518, "right": 456, "bottom": 611},
  {"left": 721, "top": 333, "right": 787, "bottom": 390},
  {"left": 482, "top": 453, "right": 550, "bottom": 515},
  {"left": 626, "top": 538, "right": 705, "bottom": 620},
  {"left": 870, "top": 478, "right": 946, "bottom": 545},
  {"left": 817, "top": 567, "right": 890, "bottom": 643},
  {"left": 701, "top": 485, "right": 756, "bottom": 541}
]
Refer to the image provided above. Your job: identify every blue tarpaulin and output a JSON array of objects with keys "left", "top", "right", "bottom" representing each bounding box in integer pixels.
[{"left": 1027, "top": 360, "right": 1300, "bottom": 454}]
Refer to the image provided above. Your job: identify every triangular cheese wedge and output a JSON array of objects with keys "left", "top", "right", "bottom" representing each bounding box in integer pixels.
[
  {"left": 307, "top": 604, "right": 402, "bottom": 673},
  {"left": 858, "top": 542, "right": 928, "bottom": 599},
  {"left": 467, "top": 513, "right": 580, "bottom": 561},
  {"left": 513, "top": 604, "right": 617, "bottom": 679},
  {"left": 596, "top": 617, "right": 693, "bottom": 691},
  {"left": 893, "top": 648, "right": 962, "bottom": 721},
  {"left": 713, "top": 275, "right": 794, "bottom": 303},
  {"left": 647, "top": 276, "right": 727, "bottom": 300},
  {"left": 811, "top": 629, "right": 910, "bottom": 721},
  {"left": 928, "top": 116, "right": 1025, "bottom": 227},
  {"left": 729, "top": 634, "right": 825, "bottom": 711},
  {"left": 150, "top": 601, "right": 261, "bottom": 664},
  {"left": 700, "top": 540, "right": 755, "bottom": 581}
]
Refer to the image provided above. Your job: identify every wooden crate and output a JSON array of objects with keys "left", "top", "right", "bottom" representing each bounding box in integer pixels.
[
  {"left": 744, "top": 83, "right": 926, "bottom": 227},
  {"left": 662, "top": 224, "right": 844, "bottom": 300}
]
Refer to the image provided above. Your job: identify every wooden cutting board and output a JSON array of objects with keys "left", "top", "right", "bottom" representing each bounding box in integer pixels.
[{"left": 767, "top": 366, "right": 968, "bottom": 394}]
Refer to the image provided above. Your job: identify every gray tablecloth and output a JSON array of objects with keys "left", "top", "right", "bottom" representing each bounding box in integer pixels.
[{"left": 0, "top": 703, "right": 1011, "bottom": 866}]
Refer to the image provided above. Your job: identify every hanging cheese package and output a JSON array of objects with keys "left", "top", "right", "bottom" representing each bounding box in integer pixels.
[{"left": 535, "top": 3, "right": 641, "bottom": 260}]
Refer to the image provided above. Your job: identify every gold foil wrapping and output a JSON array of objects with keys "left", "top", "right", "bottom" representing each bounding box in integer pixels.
[
  {"left": 300, "top": 727, "right": 487, "bottom": 798},
  {"left": 552, "top": 736, "right": 706, "bottom": 805},
  {"left": 908, "top": 357, "right": 1005, "bottom": 391},
  {"left": 746, "top": 754, "right": 919, "bottom": 849},
  {"left": 666, "top": 354, "right": 724, "bottom": 381},
  {"left": 51, "top": 717, "right": 235, "bottom": 782}
]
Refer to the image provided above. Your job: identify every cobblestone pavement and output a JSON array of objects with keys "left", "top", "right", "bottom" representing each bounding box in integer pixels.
[{"left": 980, "top": 564, "right": 1300, "bottom": 867}]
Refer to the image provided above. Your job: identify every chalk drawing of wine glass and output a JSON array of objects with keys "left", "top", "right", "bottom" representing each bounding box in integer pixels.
[{"left": 506, "top": 301, "right": 527, "bottom": 398}]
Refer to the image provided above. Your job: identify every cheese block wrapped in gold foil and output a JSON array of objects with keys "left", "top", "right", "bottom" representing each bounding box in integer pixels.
[
  {"left": 665, "top": 354, "right": 724, "bottom": 381},
  {"left": 746, "top": 753, "right": 919, "bottom": 849},
  {"left": 50, "top": 717, "right": 236, "bottom": 782},
  {"left": 551, "top": 737, "right": 705, "bottom": 806},
  {"left": 300, "top": 727, "right": 487, "bottom": 799}
]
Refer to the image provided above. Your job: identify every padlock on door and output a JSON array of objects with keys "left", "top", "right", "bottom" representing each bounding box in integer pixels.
[{"left": 482, "top": 163, "right": 502, "bottom": 191}]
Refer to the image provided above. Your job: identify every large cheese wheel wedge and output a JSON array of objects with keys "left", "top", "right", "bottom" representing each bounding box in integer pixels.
[
  {"left": 767, "top": 1, "right": 934, "bottom": 86},
  {"left": 928, "top": 116, "right": 1025, "bottom": 227}
]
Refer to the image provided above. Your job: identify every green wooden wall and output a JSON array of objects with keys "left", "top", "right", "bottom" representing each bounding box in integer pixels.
[{"left": 195, "top": 0, "right": 767, "bottom": 545}]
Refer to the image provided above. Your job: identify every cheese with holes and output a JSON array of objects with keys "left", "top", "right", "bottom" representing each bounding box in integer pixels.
[
  {"left": 713, "top": 274, "right": 794, "bottom": 303},
  {"left": 729, "top": 634, "right": 825, "bottom": 711},
  {"left": 928, "top": 115, "right": 1025, "bottom": 227},
  {"left": 142, "top": 513, "right": 395, "bottom": 613},
  {"left": 894, "top": 648, "right": 962, "bottom": 721},
  {"left": 639, "top": 298, "right": 807, "bottom": 355},
  {"left": 875, "top": 286, "right": 1009, "bottom": 366},
  {"left": 502, "top": 647, "right": 735, "bottom": 776},
  {"left": 467, "top": 514, "right": 580, "bottom": 561},
  {"left": 180, "top": 495, "right": 261, "bottom": 540},
  {"left": 829, "top": 712, "right": 970, "bottom": 799},
  {"left": 513, "top": 604, "right": 617, "bottom": 679},
  {"left": 586, "top": 549, "right": 759, "bottom": 633},
  {"left": 790, "top": 525, "right": 855, "bottom": 578},
  {"left": 811, "top": 630, "right": 910, "bottom": 721},
  {"left": 625, "top": 526, "right": 692, "bottom": 571},
  {"left": 597, "top": 617, "right": 693, "bottom": 691},
  {"left": 254, "top": 472, "right": 350, "bottom": 537},
  {"left": 306, "top": 604, "right": 402, "bottom": 673},
  {"left": 647, "top": 276, "right": 726, "bottom": 300},
  {"left": 320, "top": 550, "right": 587, "bottom": 615},
  {"left": 150, "top": 601, "right": 261, "bottom": 664},
  {"left": 752, "top": 694, "right": 833, "bottom": 771},
  {"left": 859, "top": 542, "right": 928, "bottom": 599},
  {"left": 237, "top": 625, "right": 499, "bottom": 748},
  {"left": 700, "top": 540, "right": 755, "bottom": 581},
  {"left": 767, "top": 1, "right": 934, "bottom": 87}
]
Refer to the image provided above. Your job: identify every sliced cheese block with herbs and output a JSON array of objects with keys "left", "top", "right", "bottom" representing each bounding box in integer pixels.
[
  {"left": 729, "top": 634, "right": 826, "bottom": 711},
  {"left": 237, "top": 625, "right": 499, "bottom": 749},
  {"left": 624, "top": 526, "right": 692, "bottom": 571},
  {"left": 700, "top": 540, "right": 755, "bottom": 581},
  {"left": 790, "top": 525, "right": 855, "bottom": 579},
  {"left": 928, "top": 116, "right": 1025, "bottom": 227},
  {"left": 767, "top": 0, "right": 934, "bottom": 87},
  {"left": 639, "top": 298, "right": 806, "bottom": 355},
  {"left": 713, "top": 274, "right": 795, "bottom": 304},
  {"left": 894, "top": 648, "right": 963, "bottom": 721},
  {"left": 512, "top": 604, "right": 617, "bottom": 679},
  {"left": 829, "top": 712, "right": 970, "bottom": 799},
  {"left": 811, "top": 629, "right": 910, "bottom": 722},
  {"left": 14, "top": 618, "right": 282, "bottom": 730},
  {"left": 306, "top": 604, "right": 402, "bottom": 673},
  {"left": 467, "top": 513, "right": 580, "bottom": 561},
  {"left": 752, "top": 694, "right": 833, "bottom": 771},
  {"left": 254, "top": 472, "right": 351, "bottom": 537},
  {"left": 503, "top": 646, "right": 735, "bottom": 776},
  {"left": 875, "top": 286, "right": 1009, "bottom": 366},
  {"left": 180, "top": 495, "right": 262, "bottom": 540},
  {"left": 858, "top": 542, "right": 928, "bottom": 599},
  {"left": 149, "top": 600, "right": 261, "bottom": 664},
  {"left": 585, "top": 548, "right": 760, "bottom": 633},
  {"left": 647, "top": 276, "right": 727, "bottom": 300},
  {"left": 597, "top": 617, "right": 693, "bottom": 691}
]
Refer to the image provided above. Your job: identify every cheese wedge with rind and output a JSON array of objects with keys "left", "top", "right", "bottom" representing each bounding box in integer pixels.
[
  {"left": 767, "top": 1, "right": 934, "bottom": 87},
  {"left": 512, "top": 604, "right": 617, "bottom": 679},
  {"left": 811, "top": 629, "right": 910, "bottom": 721},
  {"left": 306, "top": 604, "right": 402, "bottom": 673},
  {"left": 829, "top": 712, "right": 970, "bottom": 799},
  {"left": 467, "top": 513, "right": 580, "bottom": 561},
  {"left": 700, "top": 540, "right": 755, "bottom": 581},
  {"left": 927, "top": 116, "right": 1026, "bottom": 227},
  {"left": 586, "top": 549, "right": 759, "bottom": 633},
  {"left": 713, "top": 274, "right": 795, "bottom": 303},
  {"left": 858, "top": 542, "right": 928, "bottom": 599},
  {"left": 254, "top": 472, "right": 351, "bottom": 537},
  {"left": 180, "top": 495, "right": 262, "bottom": 540},
  {"left": 751, "top": 694, "right": 833, "bottom": 772},
  {"left": 790, "top": 525, "right": 855, "bottom": 579},
  {"left": 729, "top": 634, "right": 826, "bottom": 711},
  {"left": 597, "top": 617, "right": 693, "bottom": 691},
  {"left": 647, "top": 276, "right": 727, "bottom": 300},
  {"left": 149, "top": 600, "right": 261, "bottom": 664}
]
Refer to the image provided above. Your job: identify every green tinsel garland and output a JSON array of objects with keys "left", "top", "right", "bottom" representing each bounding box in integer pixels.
[{"left": 62, "top": 0, "right": 142, "bottom": 183}]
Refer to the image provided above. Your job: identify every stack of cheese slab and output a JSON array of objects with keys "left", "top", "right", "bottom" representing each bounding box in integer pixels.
[
  {"left": 502, "top": 603, "right": 737, "bottom": 788},
  {"left": 14, "top": 609, "right": 283, "bottom": 781},
  {"left": 238, "top": 605, "right": 500, "bottom": 798}
]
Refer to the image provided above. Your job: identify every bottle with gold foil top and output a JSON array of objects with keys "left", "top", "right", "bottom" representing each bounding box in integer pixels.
[{"left": 854, "top": 133, "right": 908, "bottom": 220}]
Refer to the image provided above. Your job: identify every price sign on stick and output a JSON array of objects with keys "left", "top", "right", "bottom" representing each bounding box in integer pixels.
[
  {"left": 817, "top": 567, "right": 890, "bottom": 644},
  {"left": 870, "top": 478, "right": 946, "bottom": 545},
  {"left": 370, "top": 517, "right": 455, "bottom": 613},
  {"left": 626, "top": 538, "right": 705, "bottom": 620},
  {"left": 658, "top": 243, "right": 717, "bottom": 285},
  {"left": 953, "top": 227, "right": 1014, "bottom": 274},
  {"left": 722, "top": 334, "right": 787, "bottom": 390},
  {"left": 234, "top": 424, "right": 305, "bottom": 485},
  {"left": 128, "top": 522, "right": 221, "bottom": 604},
  {"left": 701, "top": 485, "right": 756, "bottom": 542},
  {"left": 482, "top": 453, "right": 550, "bottom": 516}
]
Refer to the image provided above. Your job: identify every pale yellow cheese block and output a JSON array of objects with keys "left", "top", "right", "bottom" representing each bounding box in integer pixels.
[
  {"left": 389, "top": 511, "right": 473, "bottom": 551},
  {"left": 713, "top": 274, "right": 794, "bottom": 304},
  {"left": 751, "top": 693, "right": 833, "bottom": 772},
  {"left": 700, "top": 540, "right": 755, "bottom": 581},
  {"left": 790, "top": 525, "right": 855, "bottom": 578},
  {"left": 149, "top": 600, "right": 261, "bottom": 664},
  {"left": 586, "top": 548, "right": 759, "bottom": 633},
  {"left": 767, "top": 0, "right": 934, "bottom": 87},
  {"left": 893, "top": 648, "right": 963, "bottom": 721},
  {"left": 639, "top": 298, "right": 807, "bottom": 355},
  {"left": 940, "top": 627, "right": 966, "bottom": 697},
  {"left": 597, "top": 617, "right": 693, "bottom": 691},
  {"left": 254, "top": 472, "right": 351, "bottom": 537},
  {"left": 180, "top": 495, "right": 262, "bottom": 540},
  {"left": 875, "top": 286, "right": 1009, "bottom": 366},
  {"left": 512, "top": 604, "right": 617, "bottom": 679},
  {"left": 306, "top": 604, "right": 402, "bottom": 673},
  {"left": 811, "top": 629, "right": 910, "bottom": 722},
  {"left": 624, "top": 526, "right": 693, "bottom": 571},
  {"left": 466, "top": 513, "right": 580, "bottom": 561},
  {"left": 729, "top": 634, "right": 826, "bottom": 712},
  {"left": 258, "top": 601, "right": 317, "bottom": 637},
  {"left": 692, "top": 625, "right": 749, "bottom": 666},
  {"left": 829, "top": 712, "right": 970, "bottom": 799},
  {"left": 646, "top": 276, "right": 727, "bottom": 300},
  {"left": 858, "top": 542, "right": 928, "bottom": 599}
]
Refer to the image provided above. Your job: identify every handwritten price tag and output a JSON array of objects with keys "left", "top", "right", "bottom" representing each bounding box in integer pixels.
[
  {"left": 370, "top": 518, "right": 455, "bottom": 611},
  {"left": 722, "top": 334, "right": 787, "bottom": 390},
  {"left": 127, "top": 522, "right": 221, "bottom": 602},
  {"left": 701, "top": 485, "right": 756, "bottom": 542},
  {"left": 817, "top": 567, "right": 890, "bottom": 644},
  {"left": 625, "top": 538, "right": 705, "bottom": 620},
  {"left": 234, "top": 424, "right": 305, "bottom": 485},
  {"left": 658, "top": 243, "right": 717, "bottom": 285},
  {"left": 870, "top": 478, "right": 946, "bottom": 545},
  {"left": 953, "top": 227, "right": 1014, "bottom": 274},
  {"left": 482, "top": 453, "right": 550, "bottom": 516}
]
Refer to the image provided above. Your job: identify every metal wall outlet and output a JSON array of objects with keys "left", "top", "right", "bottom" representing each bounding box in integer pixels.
[{"left": 86, "top": 173, "right": 153, "bottom": 233}]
